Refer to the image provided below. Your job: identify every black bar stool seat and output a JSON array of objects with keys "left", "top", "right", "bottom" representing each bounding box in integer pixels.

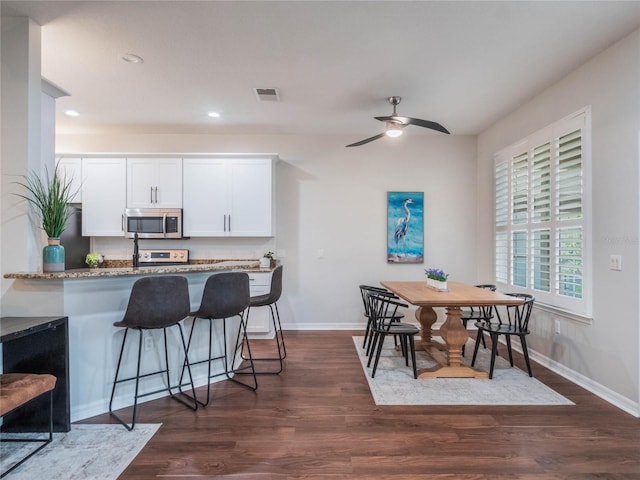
[{"left": 109, "top": 275, "right": 197, "bottom": 431}]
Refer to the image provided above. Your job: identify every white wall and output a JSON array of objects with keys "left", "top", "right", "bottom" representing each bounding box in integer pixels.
[
  {"left": 477, "top": 29, "right": 640, "bottom": 412},
  {"left": 1, "top": 17, "right": 45, "bottom": 316},
  {"left": 56, "top": 133, "right": 479, "bottom": 329}
]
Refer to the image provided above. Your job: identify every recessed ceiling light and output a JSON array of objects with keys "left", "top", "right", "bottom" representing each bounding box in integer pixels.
[
  {"left": 64, "top": 109, "right": 80, "bottom": 117},
  {"left": 207, "top": 112, "right": 220, "bottom": 118},
  {"left": 121, "top": 53, "right": 144, "bottom": 64}
]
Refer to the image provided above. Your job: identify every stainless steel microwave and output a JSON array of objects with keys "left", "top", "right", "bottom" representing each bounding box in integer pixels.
[{"left": 124, "top": 208, "right": 183, "bottom": 239}]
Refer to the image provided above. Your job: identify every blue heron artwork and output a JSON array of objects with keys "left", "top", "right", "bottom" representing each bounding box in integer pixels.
[{"left": 387, "top": 191, "right": 424, "bottom": 263}]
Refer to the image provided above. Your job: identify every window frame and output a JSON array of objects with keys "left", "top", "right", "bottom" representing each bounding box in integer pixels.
[{"left": 493, "top": 107, "right": 592, "bottom": 319}]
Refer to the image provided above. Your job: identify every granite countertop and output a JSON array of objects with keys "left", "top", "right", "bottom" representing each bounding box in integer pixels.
[{"left": 3, "top": 259, "right": 271, "bottom": 280}]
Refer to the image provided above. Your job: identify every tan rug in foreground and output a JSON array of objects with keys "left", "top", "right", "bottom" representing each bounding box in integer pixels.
[
  {"left": 0, "top": 423, "right": 160, "bottom": 479},
  {"left": 353, "top": 336, "right": 573, "bottom": 406}
]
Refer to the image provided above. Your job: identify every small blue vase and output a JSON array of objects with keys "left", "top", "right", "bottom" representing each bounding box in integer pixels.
[{"left": 43, "top": 238, "right": 65, "bottom": 272}]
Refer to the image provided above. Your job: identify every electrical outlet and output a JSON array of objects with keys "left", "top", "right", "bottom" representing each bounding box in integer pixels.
[
  {"left": 144, "top": 335, "right": 153, "bottom": 351},
  {"left": 554, "top": 319, "right": 561, "bottom": 335}
]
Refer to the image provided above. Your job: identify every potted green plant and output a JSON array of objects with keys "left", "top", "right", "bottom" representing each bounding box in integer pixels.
[
  {"left": 15, "top": 166, "right": 76, "bottom": 272},
  {"left": 260, "top": 251, "right": 275, "bottom": 269}
]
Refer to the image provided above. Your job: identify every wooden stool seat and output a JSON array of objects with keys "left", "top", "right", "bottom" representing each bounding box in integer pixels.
[
  {"left": 0, "top": 373, "right": 57, "bottom": 478},
  {"left": 0, "top": 373, "right": 56, "bottom": 416}
]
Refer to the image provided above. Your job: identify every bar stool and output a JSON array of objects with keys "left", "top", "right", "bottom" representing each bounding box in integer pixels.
[
  {"left": 242, "top": 265, "right": 286, "bottom": 374},
  {"left": 109, "top": 275, "right": 197, "bottom": 431},
  {"left": 182, "top": 271, "right": 257, "bottom": 407}
]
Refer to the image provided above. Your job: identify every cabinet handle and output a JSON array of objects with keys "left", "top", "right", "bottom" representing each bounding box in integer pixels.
[
  {"left": 150, "top": 186, "right": 153, "bottom": 204},
  {"left": 121, "top": 214, "right": 125, "bottom": 232},
  {"left": 154, "top": 186, "right": 158, "bottom": 204},
  {"left": 228, "top": 215, "right": 231, "bottom": 232}
]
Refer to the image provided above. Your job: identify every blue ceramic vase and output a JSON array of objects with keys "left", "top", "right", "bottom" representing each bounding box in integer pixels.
[{"left": 43, "top": 238, "right": 65, "bottom": 272}]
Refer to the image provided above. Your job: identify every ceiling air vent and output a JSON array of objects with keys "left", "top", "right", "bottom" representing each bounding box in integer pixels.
[{"left": 254, "top": 87, "right": 280, "bottom": 102}]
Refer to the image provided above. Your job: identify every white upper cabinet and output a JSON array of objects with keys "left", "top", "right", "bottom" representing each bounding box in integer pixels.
[
  {"left": 81, "top": 158, "right": 126, "bottom": 236},
  {"left": 56, "top": 156, "right": 82, "bottom": 203},
  {"left": 126, "top": 157, "right": 182, "bottom": 208},
  {"left": 183, "top": 157, "right": 274, "bottom": 237}
]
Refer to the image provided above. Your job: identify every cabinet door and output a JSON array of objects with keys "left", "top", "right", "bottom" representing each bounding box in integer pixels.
[
  {"left": 155, "top": 158, "right": 182, "bottom": 207},
  {"left": 81, "top": 158, "right": 126, "bottom": 236},
  {"left": 126, "top": 158, "right": 182, "bottom": 208},
  {"left": 56, "top": 157, "right": 82, "bottom": 203},
  {"left": 228, "top": 158, "right": 273, "bottom": 236},
  {"left": 126, "top": 158, "right": 156, "bottom": 208},
  {"left": 182, "top": 158, "right": 228, "bottom": 236}
]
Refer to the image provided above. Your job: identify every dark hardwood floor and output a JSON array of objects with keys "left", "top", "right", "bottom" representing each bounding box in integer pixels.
[{"left": 84, "top": 330, "right": 640, "bottom": 479}]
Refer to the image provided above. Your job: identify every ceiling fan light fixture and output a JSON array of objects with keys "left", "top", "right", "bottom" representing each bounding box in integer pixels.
[{"left": 385, "top": 122, "right": 403, "bottom": 137}]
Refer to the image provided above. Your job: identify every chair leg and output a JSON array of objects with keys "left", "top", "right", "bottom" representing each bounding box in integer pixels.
[
  {"left": 371, "top": 333, "right": 386, "bottom": 378},
  {"left": 471, "top": 328, "right": 483, "bottom": 367},
  {"left": 168, "top": 324, "right": 198, "bottom": 411},
  {"left": 363, "top": 317, "right": 372, "bottom": 349},
  {"left": 520, "top": 335, "right": 533, "bottom": 377},
  {"left": 241, "top": 304, "right": 286, "bottom": 375},
  {"left": 109, "top": 328, "right": 142, "bottom": 431},
  {"left": 227, "top": 313, "right": 258, "bottom": 391},
  {"left": 367, "top": 331, "right": 380, "bottom": 367},
  {"left": 409, "top": 335, "right": 418, "bottom": 379},
  {"left": 489, "top": 333, "right": 499, "bottom": 379},
  {"left": 505, "top": 335, "right": 514, "bottom": 366}
]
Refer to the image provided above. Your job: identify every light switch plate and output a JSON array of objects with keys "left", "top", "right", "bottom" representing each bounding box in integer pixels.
[{"left": 610, "top": 254, "right": 622, "bottom": 271}]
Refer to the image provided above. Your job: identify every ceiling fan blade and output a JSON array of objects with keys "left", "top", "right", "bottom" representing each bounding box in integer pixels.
[
  {"left": 346, "top": 132, "right": 386, "bottom": 147},
  {"left": 375, "top": 115, "right": 450, "bottom": 134}
]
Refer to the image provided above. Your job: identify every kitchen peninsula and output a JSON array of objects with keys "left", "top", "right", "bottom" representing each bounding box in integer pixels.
[{"left": 3, "top": 260, "right": 275, "bottom": 422}]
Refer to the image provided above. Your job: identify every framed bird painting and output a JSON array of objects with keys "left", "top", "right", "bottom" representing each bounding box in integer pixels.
[{"left": 387, "top": 191, "right": 424, "bottom": 263}]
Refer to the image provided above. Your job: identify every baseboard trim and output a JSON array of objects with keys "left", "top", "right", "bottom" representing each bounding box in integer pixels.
[{"left": 499, "top": 339, "right": 639, "bottom": 417}]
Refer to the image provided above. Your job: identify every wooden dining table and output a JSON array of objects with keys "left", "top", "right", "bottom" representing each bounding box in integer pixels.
[{"left": 380, "top": 281, "right": 524, "bottom": 379}]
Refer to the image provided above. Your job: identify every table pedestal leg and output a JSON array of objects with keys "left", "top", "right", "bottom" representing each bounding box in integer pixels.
[
  {"left": 414, "top": 306, "right": 446, "bottom": 351},
  {"left": 417, "top": 306, "right": 488, "bottom": 379}
]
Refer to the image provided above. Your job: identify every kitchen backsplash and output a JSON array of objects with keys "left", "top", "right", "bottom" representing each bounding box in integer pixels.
[{"left": 90, "top": 236, "right": 276, "bottom": 261}]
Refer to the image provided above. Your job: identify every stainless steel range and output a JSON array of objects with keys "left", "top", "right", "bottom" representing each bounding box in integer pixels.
[{"left": 137, "top": 249, "right": 189, "bottom": 266}]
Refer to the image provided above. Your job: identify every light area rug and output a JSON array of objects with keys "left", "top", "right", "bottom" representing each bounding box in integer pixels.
[
  {"left": 0, "top": 423, "right": 160, "bottom": 479},
  {"left": 353, "top": 336, "right": 573, "bottom": 406}
]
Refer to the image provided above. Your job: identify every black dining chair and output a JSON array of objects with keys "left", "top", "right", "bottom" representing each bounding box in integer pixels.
[
  {"left": 181, "top": 271, "right": 257, "bottom": 407},
  {"left": 109, "top": 275, "right": 197, "bottom": 430},
  {"left": 359, "top": 285, "right": 406, "bottom": 352},
  {"left": 366, "top": 291, "right": 419, "bottom": 379},
  {"left": 471, "top": 293, "right": 535, "bottom": 379}
]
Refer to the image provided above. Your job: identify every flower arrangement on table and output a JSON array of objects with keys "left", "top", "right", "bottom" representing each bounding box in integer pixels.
[{"left": 425, "top": 268, "right": 449, "bottom": 291}]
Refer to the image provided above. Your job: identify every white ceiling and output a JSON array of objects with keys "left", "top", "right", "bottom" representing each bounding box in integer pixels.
[{"left": 3, "top": 1, "right": 640, "bottom": 140}]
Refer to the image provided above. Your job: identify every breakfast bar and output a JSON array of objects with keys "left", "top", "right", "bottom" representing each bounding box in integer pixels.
[{"left": 3, "top": 261, "right": 271, "bottom": 422}]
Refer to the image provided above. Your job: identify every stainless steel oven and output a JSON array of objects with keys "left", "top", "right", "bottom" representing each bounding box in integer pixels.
[
  {"left": 124, "top": 208, "right": 183, "bottom": 239},
  {"left": 137, "top": 249, "right": 189, "bottom": 266}
]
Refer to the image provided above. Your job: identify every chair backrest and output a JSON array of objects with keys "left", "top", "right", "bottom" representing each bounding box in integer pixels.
[
  {"left": 359, "top": 285, "right": 396, "bottom": 317},
  {"left": 467, "top": 284, "right": 498, "bottom": 316},
  {"left": 121, "top": 276, "right": 190, "bottom": 329},
  {"left": 501, "top": 293, "right": 535, "bottom": 331},
  {"left": 196, "top": 271, "right": 250, "bottom": 319},
  {"left": 265, "top": 265, "right": 283, "bottom": 303},
  {"left": 367, "top": 291, "right": 408, "bottom": 332}
]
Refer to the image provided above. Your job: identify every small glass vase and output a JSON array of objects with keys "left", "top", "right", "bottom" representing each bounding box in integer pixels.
[{"left": 43, "top": 238, "right": 65, "bottom": 272}]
